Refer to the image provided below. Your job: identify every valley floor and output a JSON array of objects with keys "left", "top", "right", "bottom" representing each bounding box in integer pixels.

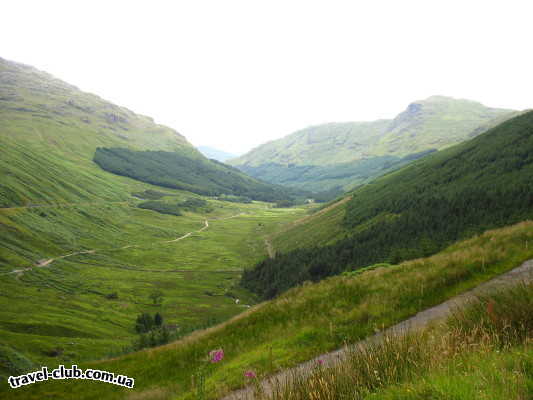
[{"left": 0, "top": 197, "right": 306, "bottom": 371}]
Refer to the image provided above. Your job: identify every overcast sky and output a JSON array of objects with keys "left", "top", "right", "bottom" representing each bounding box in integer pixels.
[{"left": 2, "top": 1, "right": 532, "bottom": 154}]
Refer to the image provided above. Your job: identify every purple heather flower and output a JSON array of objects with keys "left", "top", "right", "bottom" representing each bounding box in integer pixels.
[
  {"left": 317, "top": 359, "right": 324, "bottom": 365},
  {"left": 244, "top": 370, "right": 257, "bottom": 378},
  {"left": 209, "top": 349, "right": 224, "bottom": 363}
]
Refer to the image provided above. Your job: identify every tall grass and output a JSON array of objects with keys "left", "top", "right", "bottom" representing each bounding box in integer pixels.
[{"left": 268, "top": 282, "right": 533, "bottom": 399}]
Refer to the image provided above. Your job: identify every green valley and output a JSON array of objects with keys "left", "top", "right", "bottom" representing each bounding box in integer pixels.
[
  {"left": 1, "top": 54, "right": 532, "bottom": 400},
  {"left": 0, "top": 57, "right": 307, "bottom": 377}
]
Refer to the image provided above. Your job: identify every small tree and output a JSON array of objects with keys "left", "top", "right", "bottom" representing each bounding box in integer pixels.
[
  {"left": 154, "top": 312, "right": 163, "bottom": 327},
  {"left": 135, "top": 313, "right": 154, "bottom": 333}
]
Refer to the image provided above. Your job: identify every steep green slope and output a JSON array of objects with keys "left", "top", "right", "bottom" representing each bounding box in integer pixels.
[
  {"left": 0, "top": 57, "right": 202, "bottom": 206},
  {"left": 270, "top": 196, "right": 352, "bottom": 254},
  {"left": 265, "top": 279, "right": 533, "bottom": 399},
  {"left": 229, "top": 96, "right": 516, "bottom": 191},
  {"left": 242, "top": 111, "right": 533, "bottom": 298}
]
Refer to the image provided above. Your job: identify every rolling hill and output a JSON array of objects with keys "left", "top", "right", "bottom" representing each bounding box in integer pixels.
[{"left": 229, "top": 96, "right": 517, "bottom": 192}]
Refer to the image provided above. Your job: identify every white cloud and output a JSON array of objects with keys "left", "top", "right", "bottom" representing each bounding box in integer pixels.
[{"left": 2, "top": 0, "right": 532, "bottom": 153}]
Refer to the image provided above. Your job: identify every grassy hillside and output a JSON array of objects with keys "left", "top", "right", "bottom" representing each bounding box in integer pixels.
[
  {"left": 269, "top": 280, "right": 533, "bottom": 399},
  {"left": 0, "top": 57, "right": 201, "bottom": 207},
  {"left": 6, "top": 220, "right": 532, "bottom": 399},
  {"left": 229, "top": 96, "right": 516, "bottom": 191},
  {"left": 242, "top": 111, "right": 533, "bottom": 299},
  {"left": 231, "top": 120, "right": 391, "bottom": 167},
  {"left": 373, "top": 95, "right": 515, "bottom": 156},
  {"left": 270, "top": 197, "right": 351, "bottom": 254}
]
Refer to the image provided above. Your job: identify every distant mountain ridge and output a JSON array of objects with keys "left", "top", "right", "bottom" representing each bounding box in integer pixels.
[{"left": 229, "top": 96, "right": 517, "bottom": 192}]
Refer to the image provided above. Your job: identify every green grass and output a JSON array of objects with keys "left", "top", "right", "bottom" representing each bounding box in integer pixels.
[
  {"left": 271, "top": 197, "right": 350, "bottom": 254},
  {"left": 0, "top": 199, "right": 304, "bottom": 368},
  {"left": 373, "top": 348, "right": 532, "bottom": 400},
  {"left": 6, "top": 220, "right": 532, "bottom": 400},
  {"left": 270, "top": 281, "right": 533, "bottom": 399}
]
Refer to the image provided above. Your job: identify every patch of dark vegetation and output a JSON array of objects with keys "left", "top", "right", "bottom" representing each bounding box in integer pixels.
[
  {"left": 217, "top": 194, "right": 252, "bottom": 203},
  {"left": 94, "top": 147, "right": 309, "bottom": 202},
  {"left": 178, "top": 198, "right": 210, "bottom": 211},
  {"left": 242, "top": 111, "right": 533, "bottom": 299},
  {"left": 138, "top": 201, "right": 182, "bottom": 216},
  {"left": 131, "top": 189, "right": 172, "bottom": 200},
  {"left": 138, "top": 198, "right": 211, "bottom": 216},
  {"left": 274, "top": 199, "right": 297, "bottom": 208},
  {"left": 135, "top": 312, "right": 163, "bottom": 334},
  {"left": 133, "top": 312, "right": 172, "bottom": 350},
  {"left": 42, "top": 347, "right": 64, "bottom": 357},
  {"left": 105, "top": 292, "right": 118, "bottom": 300}
]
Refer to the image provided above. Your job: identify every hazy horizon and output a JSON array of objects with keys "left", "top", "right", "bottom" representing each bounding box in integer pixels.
[{"left": 2, "top": 0, "right": 532, "bottom": 154}]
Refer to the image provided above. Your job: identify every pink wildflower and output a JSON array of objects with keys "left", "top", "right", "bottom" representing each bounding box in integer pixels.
[
  {"left": 317, "top": 359, "right": 324, "bottom": 365},
  {"left": 209, "top": 349, "right": 224, "bottom": 363},
  {"left": 244, "top": 370, "right": 256, "bottom": 379}
]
